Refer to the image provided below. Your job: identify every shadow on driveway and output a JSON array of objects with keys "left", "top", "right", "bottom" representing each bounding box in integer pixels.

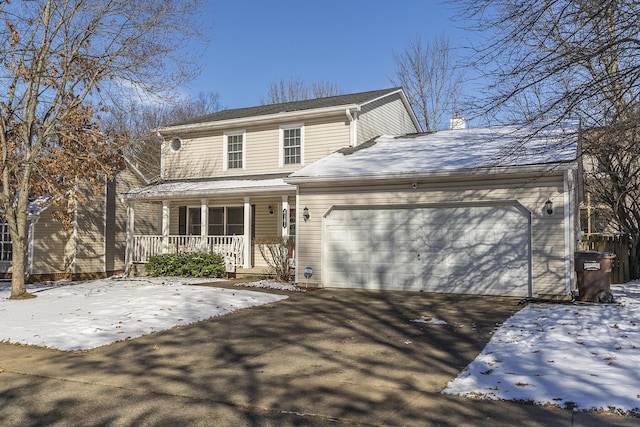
[{"left": 0, "top": 287, "right": 636, "bottom": 426}]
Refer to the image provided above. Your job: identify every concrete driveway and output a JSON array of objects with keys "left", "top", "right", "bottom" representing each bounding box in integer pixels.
[{"left": 0, "top": 285, "right": 636, "bottom": 426}]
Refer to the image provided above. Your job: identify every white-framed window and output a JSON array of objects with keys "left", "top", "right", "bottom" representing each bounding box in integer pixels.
[
  {"left": 181, "top": 206, "right": 245, "bottom": 236},
  {"left": 223, "top": 130, "right": 245, "bottom": 170},
  {"left": 0, "top": 220, "right": 12, "bottom": 261},
  {"left": 279, "top": 123, "right": 304, "bottom": 166}
]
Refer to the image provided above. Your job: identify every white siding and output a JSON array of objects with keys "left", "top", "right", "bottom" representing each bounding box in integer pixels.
[
  {"left": 357, "top": 94, "right": 420, "bottom": 144},
  {"left": 296, "top": 173, "right": 569, "bottom": 297}
]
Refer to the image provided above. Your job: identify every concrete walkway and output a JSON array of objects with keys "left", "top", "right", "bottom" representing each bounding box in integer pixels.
[{"left": 0, "top": 285, "right": 637, "bottom": 426}]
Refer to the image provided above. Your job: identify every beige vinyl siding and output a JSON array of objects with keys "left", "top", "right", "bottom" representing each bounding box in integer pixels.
[
  {"left": 296, "top": 173, "right": 569, "bottom": 296},
  {"left": 74, "top": 187, "right": 106, "bottom": 275},
  {"left": 163, "top": 115, "right": 351, "bottom": 179},
  {"left": 111, "top": 169, "right": 158, "bottom": 273},
  {"left": 357, "top": 94, "right": 420, "bottom": 144},
  {"left": 31, "top": 208, "right": 68, "bottom": 275},
  {"left": 163, "top": 132, "right": 224, "bottom": 179}
]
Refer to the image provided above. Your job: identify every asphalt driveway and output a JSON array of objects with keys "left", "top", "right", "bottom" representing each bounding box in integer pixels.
[{"left": 0, "top": 285, "right": 636, "bottom": 426}]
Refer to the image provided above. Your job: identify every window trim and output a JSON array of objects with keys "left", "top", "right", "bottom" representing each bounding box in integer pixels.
[
  {"left": 183, "top": 205, "right": 245, "bottom": 236},
  {"left": 279, "top": 123, "right": 304, "bottom": 167},
  {"left": 223, "top": 130, "right": 246, "bottom": 171}
]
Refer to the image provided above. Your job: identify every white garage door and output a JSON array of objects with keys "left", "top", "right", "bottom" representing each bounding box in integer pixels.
[{"left": 323, "top": 203, "right": 531, "bottom": 296}]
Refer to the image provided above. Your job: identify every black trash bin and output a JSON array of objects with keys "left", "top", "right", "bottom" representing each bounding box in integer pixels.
[{"left": 574, "top": 251, "right": 615, "bottom": 303}]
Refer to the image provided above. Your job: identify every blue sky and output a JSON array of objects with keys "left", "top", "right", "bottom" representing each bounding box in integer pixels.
[{"left": 185, "top": 1, "right": 474, "bottom": 109}]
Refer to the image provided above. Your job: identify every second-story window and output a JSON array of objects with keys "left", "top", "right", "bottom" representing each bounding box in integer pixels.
[
  {"left": 224, "top": 130, "right": 245, "bottom": 170},
  {"left": 227, "top": 134, "right": 243, "bottom": 168},
  {"left": 283, "top": 128, "right": 301, "bottom": 165}
]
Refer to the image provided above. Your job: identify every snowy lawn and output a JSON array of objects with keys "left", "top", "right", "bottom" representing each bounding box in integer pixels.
[
  {"left": 443, "top": 281, "right": 640, "bottom": 414},
  {"left": 0, "top": 277, "right": 287, "bottom": 351}
]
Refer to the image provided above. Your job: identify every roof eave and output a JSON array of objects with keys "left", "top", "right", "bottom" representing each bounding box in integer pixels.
[
  {"left": 156, "top": 104, "right": 361, "bottom": 135},
  {"left": 285, "top": 161, "right": 578, "bottom": 185},
  {"left": 123, "top": 184, "right": 297, "bottom": 201}
]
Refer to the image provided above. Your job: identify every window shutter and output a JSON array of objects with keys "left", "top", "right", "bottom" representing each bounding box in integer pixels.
[{"left": 178, "top": 206, "right": 187, "bottom": 235}]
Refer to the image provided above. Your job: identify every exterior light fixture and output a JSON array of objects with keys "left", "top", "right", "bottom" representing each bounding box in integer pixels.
[
  {"left": 544, "top": 200, "right": 553, "bottom": 215},
  {"left": 268, "top": 205, "right": 274, "bottom": 215},
  {"left": 282, "top": 209, "right": 287, "bottom": 228},
  {"left": 303, "top": 206, "right": 310, "bottom": 222}
]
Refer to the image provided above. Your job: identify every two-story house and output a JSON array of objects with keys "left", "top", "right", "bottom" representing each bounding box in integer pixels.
[
  {"left": 123, "top": 88, "right": 421, "bottom": 273},
  {"left": 124, "top": 88, "right": 581, "bottom": 299}
]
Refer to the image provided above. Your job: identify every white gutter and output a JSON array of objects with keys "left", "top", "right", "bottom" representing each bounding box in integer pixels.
[
  {"left": 123, "top": 184, "right": 297, "bottom": 202},
  {"left": 156, "top": 104, "right": 361, "bottom": 135},
  {"left": 285, "top": 161, "right": 579, "bottom": 185}
]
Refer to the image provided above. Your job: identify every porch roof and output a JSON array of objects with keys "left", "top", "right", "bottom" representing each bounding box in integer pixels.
[{"left": 123, "top": 175, "right": 295, "bottom": 201}]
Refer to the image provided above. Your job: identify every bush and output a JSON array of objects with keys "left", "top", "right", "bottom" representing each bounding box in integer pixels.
[
  {"left": 255, "top": 235, "right": 294, "bottom": 281},
  {"left": 145, "top": 252, "right": 226, "bottom": 278}
]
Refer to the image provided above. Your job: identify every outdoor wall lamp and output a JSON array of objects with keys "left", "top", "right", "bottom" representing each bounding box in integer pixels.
[
  {"left": 282, "top": 209, "right": 287, "bottom": 228},
  {"left": 268, "top": 205, "right": 274, "bottom": 216},
  {"left": 544, "top": 199, "right": 553, "bottom": 215},
  {"left": 303, "top": 206, "right": 310, "bottom": 222}
]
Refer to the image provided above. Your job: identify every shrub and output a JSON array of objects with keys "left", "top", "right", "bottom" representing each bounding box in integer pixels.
[
  {"left": 255, "top": 235, "right": 294, "bottom": 281},
  {"left": 145, "top": 252, "right": 226, "bottom": 278}
]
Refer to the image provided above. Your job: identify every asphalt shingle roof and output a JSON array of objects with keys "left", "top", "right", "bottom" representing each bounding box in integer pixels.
[{"left": 166, "top": 87, "right": 403, "bottom": 127}]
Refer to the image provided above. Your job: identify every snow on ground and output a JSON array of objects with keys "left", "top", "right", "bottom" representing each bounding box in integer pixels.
[
  {"left": 2, "top": 277, "right": 640, "bottom": 414},
  {"left": 442, "top": 281, "right": 640, "bottom": 414},
  {"left": 234, "top": 279, "right": 307, "bottom": 292},
  {"left": 0, "top": 277, "right": 287, "bottom": 351}
]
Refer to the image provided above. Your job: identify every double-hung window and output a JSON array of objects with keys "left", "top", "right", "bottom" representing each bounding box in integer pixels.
[
  {"left": 224, "top": 131, "right": 245, "bottom": 170},
  {"left": 181, "top": 206, "right": 246, "bottom": 236},
  {"left": 0, "top": 220, "right": 11, "bottom": 261},
  {"left": 280, "top": 124, "right": 303, "bottom": 166}
]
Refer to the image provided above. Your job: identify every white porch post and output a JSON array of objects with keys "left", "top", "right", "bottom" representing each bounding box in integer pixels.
[
  {"left": 162, "top": 200, "right": 170, "bottom": 254},
  {"left": 201, "top": 198, "right": 208, "bottom": 251},
  {"left": 243, "top": 197, "right": 251, "bottom": 268},
  {"left": 281, "top": 195, "right": 289, "bottom": 238}
]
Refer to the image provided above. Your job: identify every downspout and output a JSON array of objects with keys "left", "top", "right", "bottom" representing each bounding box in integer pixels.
[
  {"left": 564, "top": 169, "right": 576, "bottom": 295},
  {"left": 345, "top": 108, "right": 359, "bottom": 147},
  {"left": 158, "top": 131, "right": 165, "bottom": 180},
  {"left": 26, "top": 213, "right": 40, "bottom": 279},
  {"left": 72, "top": 178, "right": 79, "bottom": 279}
]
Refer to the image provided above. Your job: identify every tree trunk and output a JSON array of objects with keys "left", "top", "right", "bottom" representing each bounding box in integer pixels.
[{"left": 9, "top": 235, "right": 34, "bottom": 299}]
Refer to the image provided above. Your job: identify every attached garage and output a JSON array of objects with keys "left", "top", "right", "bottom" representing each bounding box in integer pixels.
[
  {"left": 323, "top": 203, "right": 531, "bottom": 296},
  {"left": 288, "top": 121, "right": 580, "bottom": 298}
]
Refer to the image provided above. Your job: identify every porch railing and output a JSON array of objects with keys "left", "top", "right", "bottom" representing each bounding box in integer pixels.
[{"left": 131, "top": 235, "right": 244, "bottom": 267}]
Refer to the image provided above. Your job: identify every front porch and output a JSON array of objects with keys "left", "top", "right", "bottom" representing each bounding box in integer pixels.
[{"left": 122, "top": 175, "right": 298, "bottom": 274}]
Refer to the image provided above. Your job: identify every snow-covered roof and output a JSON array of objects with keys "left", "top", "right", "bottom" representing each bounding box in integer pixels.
[
  {"left": 124, "top": 176, "right": 295, "bottom": 200},
  {"left": 288, "top": 120, "right": 579, "bottom": 181}
]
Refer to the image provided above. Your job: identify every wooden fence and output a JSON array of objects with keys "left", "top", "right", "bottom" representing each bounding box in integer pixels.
[{"left": 580, "top": 234, "right": 630, "bottom": 284}]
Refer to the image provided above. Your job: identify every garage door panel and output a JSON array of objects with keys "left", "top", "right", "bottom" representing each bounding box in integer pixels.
[{"left": 323, "top": 204, "right": 530, "bottom": 296}]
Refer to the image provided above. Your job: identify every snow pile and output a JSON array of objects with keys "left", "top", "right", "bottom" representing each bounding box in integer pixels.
[
  {"left": 443, "top": 281, "right": 640, "bottom": 414},
  {"left": 0, "top": 277, "right": 287, "bottom": 351},
  {"left": 235, "top": 279, "right": 307, "bottom": 292}
]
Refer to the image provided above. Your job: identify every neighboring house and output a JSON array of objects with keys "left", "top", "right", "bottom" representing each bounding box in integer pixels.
[
  {"left": 123, "top": 87, "right": 580, "bottom": 299},
  {"left": 0, "top": 163, "right": 157, "bottom": 281}
]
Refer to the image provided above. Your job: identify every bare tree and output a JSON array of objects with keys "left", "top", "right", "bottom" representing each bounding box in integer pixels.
[
  {"left": 259, "top": 78, "right": 341, "bottom": 105},
  {"left": 0, "top": 0, "right": 208, "bottom": 299},
  {"left": 104, "top": 92, "right": 223, "bottom": 181},
  {"left": 391, "top": 35, "right": 464, "bottom": 132},
  {"left": 454, "top": 0, "right": 640, "bottom": 277}
]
